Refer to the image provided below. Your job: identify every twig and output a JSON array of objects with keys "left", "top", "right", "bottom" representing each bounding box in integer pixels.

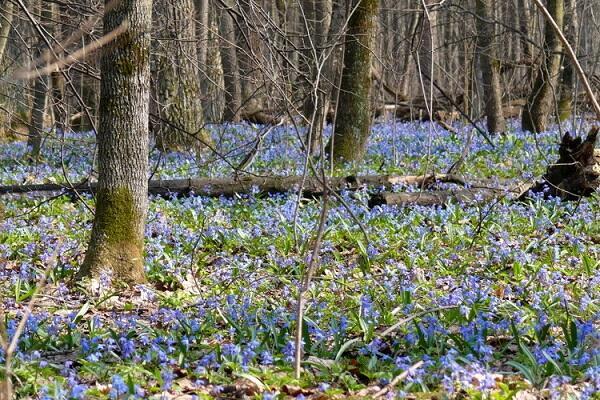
[
  {"left": 373, "top": 360, "right": 425, "bottom": 398},
  {"left": 294, "top": 191, "right": 330, "bottom": 379}
]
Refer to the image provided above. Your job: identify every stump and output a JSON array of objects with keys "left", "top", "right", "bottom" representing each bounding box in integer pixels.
[{"left": 521, "top": 127, "right": 600, "bottom": 200}]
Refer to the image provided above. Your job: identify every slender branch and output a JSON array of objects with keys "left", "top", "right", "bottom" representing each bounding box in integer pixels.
[
  {"left": 294, "top": 191, "right": 330, "bottom": 379},
  {"left": 373, "top": 360, "right": 425, "bottom": 398}
]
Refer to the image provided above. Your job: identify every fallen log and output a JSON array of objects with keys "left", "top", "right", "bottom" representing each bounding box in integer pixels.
[
  {"left": 369, "top": 188, "right": 499, "bottom": 208},
  {"left": 240, "top": 110, "right": 284, "bottom": 125},
  {"left": 519, "top": 127, "right": 600, "bottom": 200},
  {"left": 0, "top": 173, "right": 481, "bottom": 198},
  {"left": 368, "top": 184, "right": 529, "bottom": 208}
]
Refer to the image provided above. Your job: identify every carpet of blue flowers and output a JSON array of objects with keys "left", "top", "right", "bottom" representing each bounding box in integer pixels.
[{"left": 0, "top": 120, "right": 598, "bottom": 399}]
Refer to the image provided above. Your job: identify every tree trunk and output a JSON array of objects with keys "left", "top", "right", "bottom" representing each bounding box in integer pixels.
[
  {"left": 236, "top": 0, "right": 265, "bottom": 114},
  {"left": 521, "top": 0, "right": 564, "bottom": 133},
  {"left": 475, "top": 0, "right": 506, "bottom": 134},
  {"left": 155, "top": 0, "right": 207, "bottom": 151},
  {"left": 79, "top": 0, "right": 152, "bottom": 284},
  {"left": 219, "top": 4, "right": 242, "bottom": 122},
  {"left": 517, "top": 0, "right": 534, "bottom": 88},
  {"left": 27, "top": 76, "right": 47, "bottom": 157},
  {"left": 415, "top": 0, "right": 439, "bottom": 86},
  {"left": 27, "top": 1, "right": 51, "bottom": 159},
  {"left": 49, "top": 3, "right": 67, "bottom": 133},
  {"left": 0, "top": 0, "right": 14, "bottom": 65},
  {"left": 301, "top": 0, "right": 333, "bottom": 156},
  {"left": 328, "top": 0, "right": 379, "bottom": 163},
  {"left": 558, "top": 0, "right": 578, "bottom": 121},
  {"left": 202, "top": 13, "right": 224, "bottom": 122},
  {"left": 195, "top": 0, "right": 209, "bottom": 67}
]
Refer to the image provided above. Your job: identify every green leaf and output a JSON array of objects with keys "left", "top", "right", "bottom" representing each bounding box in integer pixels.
[
  {"left": 302, "top": 316, "right": 313, "bottom": 355},
  {"left": 541, "top": 350, "right": 563, "bottom": 376},
  {"left": 72, "top": 302, "right": 90, "bottom": 324},
  {"left": 234, "top": 372, "right": 266, "bottom": 391},
  {"left": 335, "top": 337, "right": 360, "bottom": 361},
  {"left": 507, "top": 360, "right": 536, "bottom": 385},
  {"left": 518, "top": 342, "right": 538, "bottom": 369}
]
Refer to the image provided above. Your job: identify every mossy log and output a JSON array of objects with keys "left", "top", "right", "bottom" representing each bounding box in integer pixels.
[{"left": 519, "top": 127, "right": 600, "bottom": 200}]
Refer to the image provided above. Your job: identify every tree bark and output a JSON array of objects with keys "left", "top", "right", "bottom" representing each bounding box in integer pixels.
[
  {"left": 517, "top": 0, "right": 534, "bottom": 88},
  {"left": 195, "top": 0, "right": 209, "bottom": 67},
  {"left": 218, "top": 3, "right": 242, "bottom": 122},
  {"left": 521, "top": 0, "right": 564, "bottom": 133},
  {"left": 557, "top": 0, "right": 578, "bottom": 121},
  {"left": 236, "top": 0, "right": 265, "bottom": 114},
  {"left": 49, "top": 3, "right": 66, "bottom": 133},
  {"left": 0, "top": 0, "right": 14, "bottom": 65},
  {"left": 328, "top": 0, "right": 379, "bottom": 163},
  {"left": 155, "top": 0, "right": 207, "bottom": 151},
  {"left": 475, "top": 0, "right": 506, "bottom": 134},
  {"left": 27, "top": 1, "right": 51, "bottom": 159},
  {"left": 79, "top": 0, "right": 153, "bottom": 284},
  {"left": 301, "top": 0, "right": 333, "bottom": 156},
  {"left": 202, "top": 12, "right": 224, "bottom": 122},
  {"left": 219, "top": 3, "right": 242, "bottom": 122},
  {"left": 415, "top": 0, "right": 438, "bottom": 87}
]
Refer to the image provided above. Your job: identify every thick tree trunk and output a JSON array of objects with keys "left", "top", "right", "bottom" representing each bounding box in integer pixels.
[
  {"left": 558, "top": 0, "right": 578, "bottom": 121},
  {"left": 79, "top": 0, "right": 152, "bottom": 284},
  {"left": 328, "top": 0, "right": 379, "bottom": 163},
  {"left": 155, "top": 0, "right": 207, "bottom": 151},
  {"left": 475, "top": 0, "right": 506, "bottom": 134},
  {"left": 0, "top": 0, "right": 14, "bottom": 65},
  {"left": 219, "top": 4, "right": 242, "bottom": 122},
  {"left": 522, "top": 0, "right": 564, "bottom": 133}
]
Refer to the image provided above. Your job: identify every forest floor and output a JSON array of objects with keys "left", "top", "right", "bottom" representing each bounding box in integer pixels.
[{"left": 0, "top": 120, "right": 598, "bottom": 399}]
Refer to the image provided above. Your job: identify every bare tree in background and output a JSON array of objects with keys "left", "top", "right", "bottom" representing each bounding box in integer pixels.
[
  {"left": 218, "top": 3, "right": 242, "bottom": 122},
  {"left": 475, "top": 0, "right": 506, "bottom": 134},
  {"left": 558, "top": 0, "right": 578, "bottom": 121},
  {"left": 27, "top": 1, "right": 51, "bottom": 159},
  {"left": 522, "top": 0, "right": 565, "bottom": 133},
  {"left": 2, "top": 0, "right": 600, "bottom": 171},
  {"left": 301, "top": 0, "right": 333, "bottom": 156},
  {"left": 154, "top": 0, "right": 207, "bottom": 151}
]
